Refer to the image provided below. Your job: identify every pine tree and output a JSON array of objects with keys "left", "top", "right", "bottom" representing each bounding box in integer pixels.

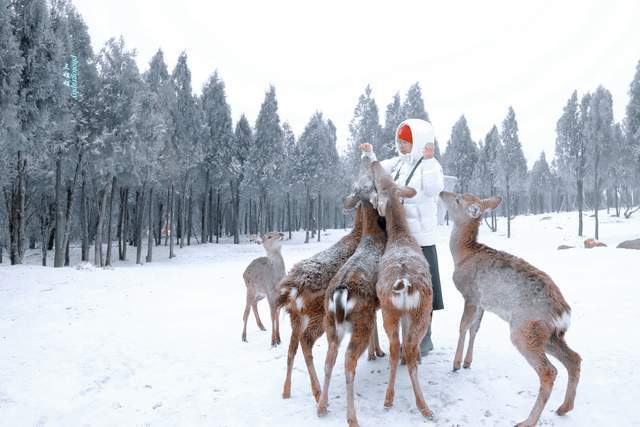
[
  {"left": 381, "top": 92, "right": 402, "bottom": 160},
  {"left": 251, "top": 85, "right": 284, "bottom": 233},
  {"left": 401, "top": 82, "right": 429, "bottom": 121},
  {"left": 442, "top": 115, "right": 478, "bottom": 192},
  {"left": 556, "top": 91, "right": 587, "bottom": 235},
  {"left": 586, "top": 86, "right": 613, "bottom": 239},
  {"left": 529, "top": 152, "right": 552, "bottom": 214},
  {"left": 499, "top": 107, "right": 527, "bottom": 238},
  {"left": 347, "top": 85, "right": 382, "bottom": 173},
  {"left": 623, "top": 60, "right": 640, "bottom": 217},
  {"left": 231, "top": 115, "right": 253, "bottom": 243}
]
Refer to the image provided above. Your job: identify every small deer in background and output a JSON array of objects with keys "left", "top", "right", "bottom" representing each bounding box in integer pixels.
[
  {"left": 242, "top": 232, "right": 286, "bottom": 346},
  {"left": 370, "top": 158, "right": 435, "bottom": 419},
  {"left": 440, "top": 191, "right": 581, "bottom": 427},
  {"left": 317, "top": 200, "right": 386, "bottom": 427}
]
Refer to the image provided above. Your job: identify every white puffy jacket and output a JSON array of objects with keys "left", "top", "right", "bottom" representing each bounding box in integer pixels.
[{"left": 367, "top": 119, "right": 444, "bottom": 246}]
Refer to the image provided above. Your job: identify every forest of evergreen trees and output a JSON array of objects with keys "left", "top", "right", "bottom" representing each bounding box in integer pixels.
[{"left": 1, "top": 0, "right": 639, "bottom": 267}]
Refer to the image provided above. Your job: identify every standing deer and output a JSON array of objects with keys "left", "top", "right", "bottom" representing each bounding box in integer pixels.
[
  {"left": 440, "top": 191, "right": 581, "bottom": 427},
  {"left": 370, "top": 158, "right": 435, "bottom": 418},
  {"left": 242, "top": 231, "right": 286, "bottom": 346},
  {"left": 317, "top": 200, "right": 386, "bottom": 427},
  {"left": 277, "top": 154, "right": 384, "bottom": 402}
]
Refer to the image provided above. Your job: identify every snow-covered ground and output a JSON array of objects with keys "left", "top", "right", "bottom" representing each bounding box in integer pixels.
[{"left": 1, "top": 211, "right": 639, "bottom": 426}]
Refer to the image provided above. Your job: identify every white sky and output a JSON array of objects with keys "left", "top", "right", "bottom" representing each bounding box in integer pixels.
[{"left": 73, "top": 0, "right": 640, "bottom": 166}]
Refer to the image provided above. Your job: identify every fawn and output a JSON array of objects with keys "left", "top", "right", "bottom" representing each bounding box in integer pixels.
[
  {"left": 370, "top": 159, "right": 435, "bottom": 418},
  {"left": 242, "top": 232, "right": 286, "bottom": 346},
  {"left": 440, "top": 191, "right": 581, "bottom": 427},
  {"left": 317, "top": 200, "right": 386, "bottom": 427}
]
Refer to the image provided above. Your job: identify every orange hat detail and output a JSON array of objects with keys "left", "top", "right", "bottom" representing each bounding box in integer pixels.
[{"left": 397, "top": 124, "right": 413, "bottom": 144}]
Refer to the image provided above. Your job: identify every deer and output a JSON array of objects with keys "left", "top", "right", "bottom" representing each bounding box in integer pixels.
[
  {"left": 316, "top": 199, "right": 386, "bottom": 427},
  {"left": 241, "top": 231, "right": 286, "bottom": 346},
  {"left": 439, "top": 191, "right": 581, "bottom": 427},
  {"left": 277, "top": 154, "right": 385, "bottom": 402},
  {"left": 369, "top": 157, "right": 435, "bottom": 419}
]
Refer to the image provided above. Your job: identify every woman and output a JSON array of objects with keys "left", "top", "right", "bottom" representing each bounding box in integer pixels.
[{"left": 360, "top": 118, "right": 444, "bottom": 356}]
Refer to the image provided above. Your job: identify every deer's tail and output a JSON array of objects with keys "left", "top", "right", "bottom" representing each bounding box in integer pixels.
[{"left": 331, "top": 284, "right": 349, "bottom": 324}]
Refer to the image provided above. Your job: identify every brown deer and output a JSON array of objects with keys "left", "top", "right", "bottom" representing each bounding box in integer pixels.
[
  {"left": 277, "top": 155, "right": 384, "bottom": 402},
  {"left": 370, "top": 159, "right": 434, "bottom": 419},
  {"left": 242, "top": 232, "right": 286, "bottom": 346},
  {"left": 316, "top": 200, "right": 386, "bottom": 426},
  {"left": 440, "top": 191, "right": 581, "bottom": 427}
]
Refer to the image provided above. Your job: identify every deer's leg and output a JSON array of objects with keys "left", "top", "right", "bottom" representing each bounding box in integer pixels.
[
  {"left": 345, "top": 322, "right": 372, "bottom": 427},
  {"left": 511, "top": 323, "right": 557, "bottom": 427},
  {"left": 282, "top": 314, "right": 302, "bottom": 399},
  {"left": 454, "top": 301, "right": 477, "bottom": 371},
  {"left": 463, "top": 307, "right": 484, "bottom": 368},
  {"left": 368, "top": 315, "right": 385, "bottom": 360},
  {"left": 301, "top": 315, "right": 324, "bottom": 402},
  {"left": 318, "top": 321, "right": 339, "bottom": 415},
  {"left": 242, "top": 286, "right": 254, "bottom": 342},
  {"left": 275, "top": 306, "right": 281, "bottom": 344},
  {"left": 382, "top": 312, "right": 400, "bottom": 409},
  {"left": 252, "top": 301, "right": 266, "bottom": 331},
  {"left": 545, "top": 334, "right": 581, "bottom": 416},
  {"left": 403, "top": 315, "right": 432, "bottom": 418},
  {"left": 268, "top": 299, "right": 279, "bottom": 347}
]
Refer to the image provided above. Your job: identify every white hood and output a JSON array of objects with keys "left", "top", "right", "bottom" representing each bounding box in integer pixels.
[{"left": 395, "top": 119, "right": 436, "bottom": 163}]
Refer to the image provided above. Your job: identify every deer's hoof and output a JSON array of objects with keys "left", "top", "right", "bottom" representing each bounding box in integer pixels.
[
  {"left": 317, "top": 405, "right": 328, "bottom": 417},
  {"left": 242, "top": 336, "right": 247, "bottom": 343},
  {"left": 453, "top": 361, "right": 461, "bottom": 371},
  {"left": 418, "top": 406, "right": 433, "bottom": 418},
  {"left": 556, "top": 402, "right": 573, "bottom": 416},
  {"left": 463, "top": 361, "right": 472, "bottom": 369},
  {"left": 259, "top": 326, "right": 267, "bottom": 331},
  {"left": 376, "top": 350, "right": 386, "bottom": 357}
]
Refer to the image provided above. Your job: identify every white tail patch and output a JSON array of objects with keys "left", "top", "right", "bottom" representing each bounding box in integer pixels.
[
  {"left": 392, "top": 277, "right": 411, "bottom": 294},
  {"left": 553, "top": 311, "right": 571, "bottom": 332},
  {"left": 301, "top": 315, "right": 309, "bottom": 331},
  {"left": 391, "top": 289, "right": 421, "bottom": 311},
  {"left": 335, "top": 321, "right": 351, "bottom": 342},
  {"left": 345, "top": 296, "right": 357, "bottom": 314},
  {"left": 295, "top": 297, "right": 304, "bottom": 311}
]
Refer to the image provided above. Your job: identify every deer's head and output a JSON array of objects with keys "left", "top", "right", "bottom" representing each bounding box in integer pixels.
[
  {"left": 344, "top": 154, "right": 378, "bottom": 210},
  {"left": 369, "top": 160, "right": 416, "bottom": 217},
  {"left": 439, "top": 191, "right": 502, "bottom": 224},
  {"left": 260, "top": 232, "right": 285, "bottom": 251}
]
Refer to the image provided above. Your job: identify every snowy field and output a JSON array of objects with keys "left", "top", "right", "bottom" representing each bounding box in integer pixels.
[{"left": 1, "top": 211, "right": 640, "bottom": 426}]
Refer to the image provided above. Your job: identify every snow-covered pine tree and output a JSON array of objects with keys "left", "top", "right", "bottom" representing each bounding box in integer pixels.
[
  {"left": 529, "top": 152, "right": 552, "bottom": 214},
  {"left": 231, "top": 115, "right": 253, "bottom": 243},
  {"left": 281, "top": 121, "right": 298, "bottom": 238},
  {"left": 623, "top": 60, "right": 640, "bottom": 217},
  {"left": 201, "top": 71, "right": 233, "bottom": 242},
  {"left": 470, "top": 126, "right": 500, "bottom": 231},
  {"left": 170, "top": 52, "right": 201, "bottom": 248},
  {"left": 346, "top": 85, "right": 382, "bottom": 173},
  {"left": 556, "top": 91, "right": 587, "bottom": 235},
  {"left": 442, "top": 115, "right": 478, "bottom": 193},
  {"left": 401, "top": 82, "right": 429, "bottom": 121},
  {"left": 251, "top": 85, "right": 284, "bottom": 234},
  {"left": 381, "top": 92, "right": 402, "bottom": 160},
  {"left": 499, "top": 106, "right": 527, "bottom": 238},
  {"left": 95, "top": 37, "right": 141, "bottom": 264},
  {"left": 586, "top": 86, "right": 613, "bottom": 239}
]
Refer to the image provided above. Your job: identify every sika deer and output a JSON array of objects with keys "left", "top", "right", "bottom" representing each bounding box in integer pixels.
[
  {"left": 278, "top": 155, "right": 384, "bottom": 402},
  {"left": 316, "top": 200, "right": 386, "bottom": 426},
  {"left": 370, "top": 158, "right": 434, "bottom": 418},
  {"left": 440, "top": 191, "right": 581, "bottom": 427},
  {"left": 242, "top": 232, "right": 286, "bottom": 346}
]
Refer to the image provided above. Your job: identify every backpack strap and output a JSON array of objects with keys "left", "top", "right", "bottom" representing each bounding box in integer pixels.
[{"left": 404, "top": 157, "right": 423, "bottom": 186}]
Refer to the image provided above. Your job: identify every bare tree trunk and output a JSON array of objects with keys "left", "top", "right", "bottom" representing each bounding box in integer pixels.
[
  {"left": 317, "top": 193, "right": 321, "bottom": 242},
  {"left": 169, "top": 183, "right": 175, "bottom": 258},
  {"left": 105, "top": 176, "right": 117, "bottom": 267},
  {"left": 577, "top": 179, "right": 584, "bottom": 237},
  {"left": 164, "top": 186, "right": 170, "bottom": 246},
  {"left": 215, "top": 190, "right": 221, "bottom": 243},
  {"left": 506, "top": 177, "right": 511, "bottom": 239},
  {"left": 136, "top": 182, "right": 146, "bottom": 264},
  {"left": 94, "top": 178, "right": 110, "bottom": 267},
  {"left": 146, "top": 186, "right": 154, "bottom": 263},
  {"left": 202, "top": 170, "right": 209, "bottom": 243},
  {"left": 54, "top": 152, "right": 65, "bottom": 267},
  {"left": 40, "top": 194, "right": 50, "bottom": 266},
  {"left": 187, "top": 185, "right": 193, "bottom": 246},
  {"left": 5, "top": 151, "right": 27, "bottom": 265},
  {"left": 80, "top": 172, "right": 89, "bottom": 261}
]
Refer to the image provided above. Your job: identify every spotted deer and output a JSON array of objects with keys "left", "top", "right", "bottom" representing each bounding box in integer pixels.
[
  {"left": 241, "top": 232, "right": 286, "bottom": 346},
  {"left": 440, "top": 191, "right": 581, "bottom": 427},
  {"left": 369, "top": 158, "right": 435, "bottom": 419},
  {"left": 316, "top": 200, "right": 386, "bottom": 426}
]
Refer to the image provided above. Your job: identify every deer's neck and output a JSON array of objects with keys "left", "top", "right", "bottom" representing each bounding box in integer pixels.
[
  {"left": 266, "top": 247, "right": 285, "bottom": 271},
  {"left": 385, "top": 195, "right": 412, "bottom": 242},
  {"left": 361, "top": 203, "right": 385, "bottom": 243},
  {"left": 449, "top": 219, "right": 481, "bottom": 265}
]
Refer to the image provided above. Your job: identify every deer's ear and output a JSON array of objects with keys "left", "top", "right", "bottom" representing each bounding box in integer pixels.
[
  {"left": 482, "top": 196, "right": 502, "bottom": 211},
  {"left": 468, "top": 203, "right": 482, "bottom": 218},
  {"left": 344, "top": 194, "right": 359, "bottom": 210},
  {"left": 399, "top": 186, "right": 417, "bottom": 199}
]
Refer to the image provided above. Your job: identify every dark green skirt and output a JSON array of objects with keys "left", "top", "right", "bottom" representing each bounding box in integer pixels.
[{"left": 421, "top": 245, "right": 444, "bottom": 311}]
